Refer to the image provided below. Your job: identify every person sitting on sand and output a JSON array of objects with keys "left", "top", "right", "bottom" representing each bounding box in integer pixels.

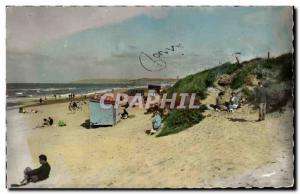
[
  {"left": 48, "top": 117, "right": 53, "bottom": 126},
  {"left": 121, "top": 108, "right": 128, "bottom": 119},
  {"left": 19, "top": 107, "right": 28, "bottom": 113},
  {"left": 239, "top": 96, "right": 248, "bottom": 106},
  {"left": 34, "top": 118, "right": 49, "bottom": 129},
  {"left": 42, "top": 118, "right": 49, "bottom": 126},
  {"left": 19, "top": 154, "right": 51, "bottom": 186},
  {"left": 215, "top": 92, "right": 227, "bottom": 111},
  {"left": 73, "top": 101, "right": 78, "bottom": 109},
  {"left": 149, "top": 111, "right": 162, "bottom": 135},
  {"left": 68, "top": 102, "right": 73, "bottom": 111},
  {"left": 121, "top": 102, "right": 129, "bottom": 119},
  {"left": 31, "top": 109, "right": 38, "bottom": 113},
  {"left": 228, "top": 92, "right": 239, "bottom": 112}
]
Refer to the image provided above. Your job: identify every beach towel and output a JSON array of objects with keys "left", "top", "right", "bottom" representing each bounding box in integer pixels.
[{"left": 58, "top": 120, "right": 66, "bottom": 127}]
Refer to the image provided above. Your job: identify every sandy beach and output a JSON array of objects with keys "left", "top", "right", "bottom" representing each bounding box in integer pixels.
[
  {"left": 6, "top": 92, "right": 294, "bottom": 188},
  {"left": 5, "top": 5, "right": 295, "bottom": 190}
]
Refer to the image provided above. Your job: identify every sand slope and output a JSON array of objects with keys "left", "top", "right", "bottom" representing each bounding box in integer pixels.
[{"left": 6, "top": 99, "right": 294, "bottom": 188}]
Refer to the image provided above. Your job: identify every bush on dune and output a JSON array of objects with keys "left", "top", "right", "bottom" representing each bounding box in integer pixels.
[
  {"left": 168, "top": 70, "right": 216, "bottom": 99},
  {"left": 277, "top": 53, "right": 294, "bottom": 81},
  {"left": 248, "top": 82, "right": 293, "bottom": 113},
  {"left": 157, "top": 105, "right": 207, "bottom": 137},
  {"left": 159, "top": 53, "right": 293, "bottom": 137},
  {"left": 212, "top": 62, "right": 240, "bottom": 75},
  {"left": 230, "top": 70, "right": 248, "bottom": 89}
]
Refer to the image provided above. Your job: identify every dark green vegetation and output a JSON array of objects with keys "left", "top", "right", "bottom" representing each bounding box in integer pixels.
[
  {"left": 167, "top": 62, "right": 240, "bottom": 99},
  {"left": 158, "top": 53, "right": 293, "bottom": 137},
  {"left": 167, "top": 70, "right": 215, "bottom": 100},
  {"left": 230, "top": 69, "right": 248, "bottom": 89},
  {"left": 157, "top": 105, "right": 207, "bottom": 137}
]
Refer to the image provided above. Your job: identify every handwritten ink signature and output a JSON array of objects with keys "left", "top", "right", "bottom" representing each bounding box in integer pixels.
[{"left": 139, "top": 43, "right": 183, "bottom": 72}]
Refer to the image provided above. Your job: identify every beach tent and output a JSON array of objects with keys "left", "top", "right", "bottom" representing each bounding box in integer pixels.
[{"left": 89, "top": 97, "right": 120, "bottom": 127}]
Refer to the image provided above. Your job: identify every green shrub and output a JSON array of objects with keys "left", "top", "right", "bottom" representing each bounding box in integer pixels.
[
  {"left": 261, "top": 53, "right": 293, "bottom": 80},
  {"left": 231, "top": 70, "right": 247, "bottom": 89},
  {"left": 262, "top": 61, "right": 273, "bottom": 69},
  {"left": 212, "top": 62, "right": 240, "bottom": 75},
  {"left": 241, "top": 87, "right": 252, "bottom": 97},
  {"left": 256, "top": 72, "right": 263, "bottom": 79},
  {"left": 205, "top": 71, "right": 216, "bottom": 87},
  {"left": 157, "top": 105, "right": 207, "bottom": 137},
  {"left": 163, "top": 52, "right": 293, "bottom": 137},
  {"left": 266, "top": 83, "right": 293, "bottom": 113},
  {"left": 277, "top": 54, "right": 293, "bottom": 81},
  {"left": 168, "top": 70, "right": 216, "bottom": 98}
]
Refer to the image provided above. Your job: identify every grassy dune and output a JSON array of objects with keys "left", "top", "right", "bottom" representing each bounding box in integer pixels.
[{"left": 158, "top": 53, "right": 293, "bottom": 137}]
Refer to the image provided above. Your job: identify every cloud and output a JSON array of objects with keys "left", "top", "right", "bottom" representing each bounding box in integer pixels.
[
  {"left": 6, "top": 6, "right": 168, "bottom": 52},
  {"left": 243, "top": 7, "right": 274, "bottom": 25},
  {"left": 6, "top": 7, "right": 293, "bottom": 83},
  {"left": 6, "top": 51, "right": 49, "bottom": 82},
  {"left": 241, "top": 7, "right": 293, "bottom": 57}
]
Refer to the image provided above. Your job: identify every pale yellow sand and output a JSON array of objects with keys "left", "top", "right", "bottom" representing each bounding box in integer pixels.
[{"left": 6, "top": 98, "right": 294, "bottom": 188}]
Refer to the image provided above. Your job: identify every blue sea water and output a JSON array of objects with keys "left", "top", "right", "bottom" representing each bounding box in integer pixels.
[
  {"left": 7, "top": 83, "right": 138, "bottom": 97},
  {"left": 6, "top": 83, "right": 143, "bottom": 107}
]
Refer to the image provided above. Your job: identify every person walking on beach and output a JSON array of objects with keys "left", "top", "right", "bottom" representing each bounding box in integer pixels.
[
  {"left": 39, "top": 98, "right": 43, "bottom": 104},
  {"left": 17, "top": 154, "right": 51, "bottom": 186},
  {"left": 256, "top": 81, "right": 268, "bottom": 121}
]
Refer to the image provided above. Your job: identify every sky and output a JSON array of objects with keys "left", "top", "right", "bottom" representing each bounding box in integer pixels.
[{"left": 6, "top": 6, "right": 293, "bottom": 83}]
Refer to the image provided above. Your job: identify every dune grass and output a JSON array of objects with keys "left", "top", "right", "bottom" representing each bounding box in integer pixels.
[
  {"left": 157, "top": 106, "right": 207, "bottom": 137},
  {"left": 158, "top": 53, "right": 293, "bottom": 137}
]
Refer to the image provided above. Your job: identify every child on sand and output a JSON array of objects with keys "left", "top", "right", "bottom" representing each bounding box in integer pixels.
[{"left": 149, "top": 111, "right": 162, "bottom": 135}]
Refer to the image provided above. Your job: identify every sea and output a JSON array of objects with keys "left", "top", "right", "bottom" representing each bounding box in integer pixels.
[{"left": 6, "top": 83, "right": 145, "bottom": 108}]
